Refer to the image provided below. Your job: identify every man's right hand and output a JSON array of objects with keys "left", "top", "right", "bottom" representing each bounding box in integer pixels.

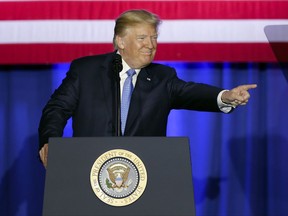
[{"left": 39, "top": 143, "right": 48, "bottom": 168}]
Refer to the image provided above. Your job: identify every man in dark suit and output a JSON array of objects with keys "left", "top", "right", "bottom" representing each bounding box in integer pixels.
[{"left": 39, "top": 9, "right": 256, "bottom": 167}]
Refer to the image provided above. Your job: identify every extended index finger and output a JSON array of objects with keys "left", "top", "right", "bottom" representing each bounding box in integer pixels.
[{"left": 238, "top": 84, "right": 257, "bottom": 91}]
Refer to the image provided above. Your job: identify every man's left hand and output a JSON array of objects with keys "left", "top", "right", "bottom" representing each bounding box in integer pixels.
[{"left": 221, "top": 84, "right": 257, "bottom": 107}]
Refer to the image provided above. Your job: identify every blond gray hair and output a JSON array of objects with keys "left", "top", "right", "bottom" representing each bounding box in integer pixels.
[{"left": 113, "top": 9, "right": 162, "bottom": 50}]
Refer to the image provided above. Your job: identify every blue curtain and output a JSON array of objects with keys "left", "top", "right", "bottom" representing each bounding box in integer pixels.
[{"left": 1, "top": 62, "right": 287, "bottom": 216}]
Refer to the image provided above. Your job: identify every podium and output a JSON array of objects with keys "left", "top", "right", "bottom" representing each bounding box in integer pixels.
[{"left": 42, "top": 137, "right": 196, "bottom": 216}]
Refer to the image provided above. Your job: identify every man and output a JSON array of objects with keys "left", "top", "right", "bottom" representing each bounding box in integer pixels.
[{"left": 39, "top": 9, "right": 257, "bottom": 167}]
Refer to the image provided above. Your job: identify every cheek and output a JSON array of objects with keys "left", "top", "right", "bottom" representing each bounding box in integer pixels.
[{"left": 137, "top": 43, "right": 145, "bottom": 50}]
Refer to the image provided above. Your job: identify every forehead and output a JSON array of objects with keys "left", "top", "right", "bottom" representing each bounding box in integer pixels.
[{"left": 125, "top": 24, "right": 157, "bottom": 36}]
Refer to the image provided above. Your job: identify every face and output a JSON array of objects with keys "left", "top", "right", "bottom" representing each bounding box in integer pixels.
[{"left": 117, "top": 24, "right": 158, "bottom": 69}]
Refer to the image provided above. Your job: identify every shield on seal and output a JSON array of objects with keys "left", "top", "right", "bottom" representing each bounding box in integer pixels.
[{"left": 115, "top": 174, "right": 123, "bottom": 187}]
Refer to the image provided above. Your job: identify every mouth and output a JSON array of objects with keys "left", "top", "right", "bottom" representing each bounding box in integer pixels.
[{"left": 141, "top": 51, "right": 153, "bottom": 56}]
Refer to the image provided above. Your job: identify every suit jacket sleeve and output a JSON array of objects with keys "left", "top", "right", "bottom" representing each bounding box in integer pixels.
[
  {"left": 38, "top": 59, "right": 80, "bottom": 149},
  {"left": 166, "top": 68, "right": 224, "bottom": 112}
]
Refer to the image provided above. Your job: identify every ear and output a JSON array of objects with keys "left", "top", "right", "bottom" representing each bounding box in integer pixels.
[{"left": 116, "top": 35, "right": 125, "bottom": 50}]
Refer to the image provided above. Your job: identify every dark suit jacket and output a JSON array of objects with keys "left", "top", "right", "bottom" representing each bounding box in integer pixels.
[{"left": 38, "top": 52, "right": 224, "bottom": 148}]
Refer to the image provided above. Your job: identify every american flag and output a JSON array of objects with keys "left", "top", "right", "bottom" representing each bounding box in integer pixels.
[{"left": 0, "top": 0, "right": 288, "bottom": 64}]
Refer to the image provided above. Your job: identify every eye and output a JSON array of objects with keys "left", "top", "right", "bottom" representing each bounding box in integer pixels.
[
  {"left": 151, "top": 35, "right": 158, "bottom": 41},
  {"left": 137, "top": 36, "right": 146, "bottom": 41},
  {"left": 137, "top": 36, "right": 145, "bottom": 41}
]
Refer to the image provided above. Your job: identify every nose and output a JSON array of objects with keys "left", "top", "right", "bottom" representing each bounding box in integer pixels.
[{"left": 145, "top": 37, "right": 155, "bottom": 49}]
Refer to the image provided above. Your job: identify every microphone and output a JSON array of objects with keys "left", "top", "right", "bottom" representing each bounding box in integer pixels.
[
  {"left": 112, "top": 54, "right": 123, "bottom": 78},
  {"left": 112, "top": 54, "right": 123, "bottom": 136}
]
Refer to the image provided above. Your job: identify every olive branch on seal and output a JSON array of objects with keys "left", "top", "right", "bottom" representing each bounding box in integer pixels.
[{"left": 106, "top": 178, "right": 114, "bottom": 190}]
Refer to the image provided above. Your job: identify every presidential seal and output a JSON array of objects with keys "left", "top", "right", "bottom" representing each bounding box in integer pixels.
[{"left": 90, "top": 149, "right": 147, "bottom": 207}]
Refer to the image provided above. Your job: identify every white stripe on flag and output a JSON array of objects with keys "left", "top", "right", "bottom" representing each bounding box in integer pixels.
[
  {"left": 1, "top": 20, "right": 288, "bottom": 44},
  {"left": 161, "top": 20, "right": 288, "bottom": 42}
]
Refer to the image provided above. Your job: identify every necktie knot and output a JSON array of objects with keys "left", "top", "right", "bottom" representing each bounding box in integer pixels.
[{"left": 127, "top": 69, "right": 136, "bottom": 77}]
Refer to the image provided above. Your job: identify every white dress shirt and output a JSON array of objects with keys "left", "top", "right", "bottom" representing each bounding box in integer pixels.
[{"left": 119, "top": 59, "right": 140, "bottom": 100}]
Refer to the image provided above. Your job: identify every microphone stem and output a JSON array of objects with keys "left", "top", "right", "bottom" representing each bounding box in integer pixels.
[
  {"left": 113, "top": 54, "right": 123, "bottom": 137},
  {"left": 115, "top": 75, "right": 121, "bottom": 136}
]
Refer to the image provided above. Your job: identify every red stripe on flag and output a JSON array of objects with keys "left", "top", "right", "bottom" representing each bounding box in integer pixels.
[
  {"left": 157, "top": 43, "right": 278, "bottom": 62},
  {"left": 0, "top": 43, "right": 278, "bottom": 64},
  {"left": 0, "top": 1, "right": 288, "bottom": 20}
]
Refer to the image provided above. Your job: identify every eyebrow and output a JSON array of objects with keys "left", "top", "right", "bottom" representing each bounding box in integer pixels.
[{"left": 136, "top": 34, "right": 158, "bottom": 37}]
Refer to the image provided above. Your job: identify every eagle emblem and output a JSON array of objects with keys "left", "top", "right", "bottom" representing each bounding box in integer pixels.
[{"left": 106, "top": 163, "right": 132, "bottom": 192}]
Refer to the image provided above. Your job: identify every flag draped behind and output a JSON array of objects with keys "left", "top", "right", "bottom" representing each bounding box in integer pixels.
[
  {"left": 0, "top": 0, "right": 288, "bottom": 64},
  {"left": 1, "top": 2, "right": 288, "bottom": 216}
]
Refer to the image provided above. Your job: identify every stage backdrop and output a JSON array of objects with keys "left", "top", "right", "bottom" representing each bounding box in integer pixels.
[
  {"left": 1, "top": 62, "right": 288, "bottom": 216},
  {"left": 1, "top": 1, "right": 288, "bottom": 216}
]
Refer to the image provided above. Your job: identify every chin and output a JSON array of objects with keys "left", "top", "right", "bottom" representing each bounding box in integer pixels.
[{"left": 143, "top": 55, "right": 154, "bottom": 62}]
